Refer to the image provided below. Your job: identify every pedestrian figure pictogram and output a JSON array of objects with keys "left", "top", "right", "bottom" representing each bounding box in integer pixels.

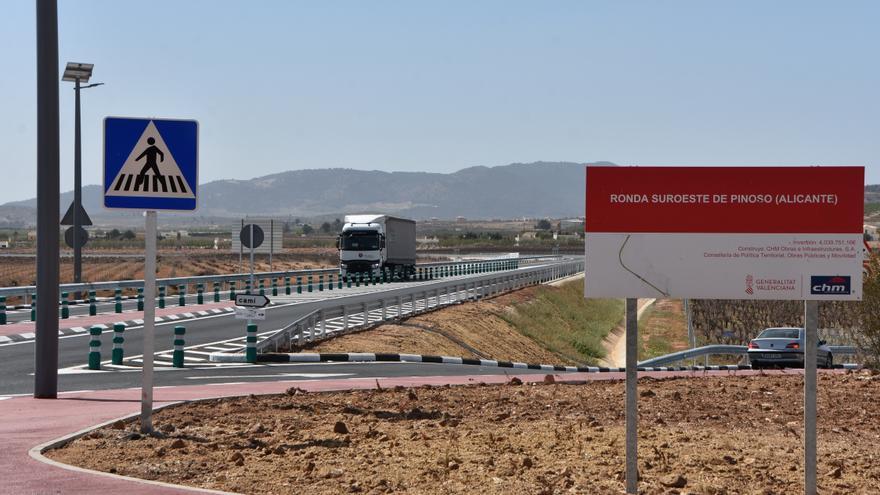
[{"left": 104, "top": 118, "right": 198, "bottom": 210}]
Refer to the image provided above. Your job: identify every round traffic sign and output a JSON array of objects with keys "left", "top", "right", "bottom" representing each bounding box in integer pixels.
[
  {"left": 240, "top": 224, "right": 264, "bottom": 249},
  {"left": 64, "top": 226, "right": 89, "bottom": 249}
]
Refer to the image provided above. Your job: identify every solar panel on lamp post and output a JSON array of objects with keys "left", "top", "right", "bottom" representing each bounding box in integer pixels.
[{"left": 62, "top": 62, "right": 102, "bottom": 287}]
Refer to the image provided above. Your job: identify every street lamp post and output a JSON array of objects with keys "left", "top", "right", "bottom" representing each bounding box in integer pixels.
[{"left": 62, "top": 63, "right": 102, "bottom": 284}]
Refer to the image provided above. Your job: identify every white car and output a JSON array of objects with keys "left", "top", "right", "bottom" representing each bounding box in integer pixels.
[{"left": 747, "top": 327, "right": 833, "bottom": 369}]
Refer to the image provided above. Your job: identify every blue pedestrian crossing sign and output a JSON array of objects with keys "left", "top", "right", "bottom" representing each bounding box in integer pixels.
[{"left": 104, "top": 117, "right": 198, "bottom": 211}]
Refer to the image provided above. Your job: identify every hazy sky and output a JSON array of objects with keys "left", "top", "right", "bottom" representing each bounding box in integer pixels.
[{"left": 1, "top": 1, "right": 878, "bottom": 202}]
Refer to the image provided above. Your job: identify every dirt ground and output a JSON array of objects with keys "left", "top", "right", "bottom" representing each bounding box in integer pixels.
[
  {"left": 48, "top": 372, "right": 880, "bottom": 495},
  {"left": 300, "top": 286, "right": 573, "bottom": 366}
]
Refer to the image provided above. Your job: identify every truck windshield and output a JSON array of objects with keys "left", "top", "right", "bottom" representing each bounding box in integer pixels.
[{"left": 342, "top": 232, "right": 380, "bottom": 250}]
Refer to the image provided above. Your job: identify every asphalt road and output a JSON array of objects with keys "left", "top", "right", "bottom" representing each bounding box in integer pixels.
[{"left": 0, "top": 266, "right": 566, "bottom": 396}]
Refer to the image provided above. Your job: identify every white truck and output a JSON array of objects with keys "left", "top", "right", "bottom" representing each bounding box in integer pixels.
[{"left": 337, "top": 214, "right": 417, "bottom": 279}]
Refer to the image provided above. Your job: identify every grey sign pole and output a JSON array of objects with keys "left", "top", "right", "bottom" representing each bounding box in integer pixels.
[
  {"left": 269, "top": 219, "right": 274, "bottom": 272},
  {"left": 73, "top": 76, "right": 81, "bottom": 284},
  {"left": 804, "top": 300, "right": 818, "bottom": 495},
  {"left": 140, "top": 210, "right": 157, "bottom": 433},
  {"left": 34, "top": 0, "right": 60, "bottom": 399},
  {"left": 248, "top": 223, "right": 255, "bottom": 327},
  {"left": 625, "top": 298, "right": 638, "bottom": 494}
]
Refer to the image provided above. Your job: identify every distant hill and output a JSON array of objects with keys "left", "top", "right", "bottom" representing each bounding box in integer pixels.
[{"left": 2, "top": 166, "right": 875, "bottom": 227}]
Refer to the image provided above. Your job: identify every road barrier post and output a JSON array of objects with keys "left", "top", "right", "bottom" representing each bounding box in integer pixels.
[
  {"left": 0, "top": 296, "right": 6, "bottom": 325},
  {"left": 89, "top": 290, "right": 97, "bottom": 315},
  {"left": 297, "top": 276, "right": 302, "bottom": 294},
  {"left": 245, "top": 279, "right": 251, "bottom": 294},
  {"left": 272, "top": 278, "right": 278, "bottom": 296},
  {"left": 213, "top": 282, "right": 220, "bottom": 302},
  {"left": 338, "top": 274, "right": 343, "bottom": 290},
  {"left": 158, "top": 286, "right": 166, "bottom": 309},
  {"left": 328, "top": 274, "right": 334, "bottom": 290},
  {"left": 30, "top": 293, "right": 36, "bottom": 321},
  {"left": 114, "top": 288, "right": 122, "bottom": 313},
  {"left": 259, "top": 279, "right": 265, "bottom": 296},
  {"left": 172, "top": 325, "right": 185, "bottom": 368},
  {"left": 308, "top": 275, "right": 313, "bottom": 292},
  {"left": 112, "top": 323, "right": 125, "bottom": 365},
  {"left": 347, "top": 275, "right": 352, "bottom": 288},
  {"left": 355, "top": 274, "right": 361, "bottom": 287},
  {"left": 319, "top": 275, "right": 324, "bottom": 291},
  {"left": 246, "top": 323, "right": 257, "bottom": 363},
  {"left": 61, "top": 292, "right": 70, "bottom": 319},
  {"left": 88, "top": 325, "right": 102, "bottom": 370},
  {"left": 197, "top": 283, "right": 204, "bottom": 305},
  {"left": 178, "top": 284, "right": 186, "bottom": 307},
  {"left": 229, "top": 281, "right": 236, "bottom": 300},
  {"left": 285, "top": 276, "right": 291, "bottom": 295}
]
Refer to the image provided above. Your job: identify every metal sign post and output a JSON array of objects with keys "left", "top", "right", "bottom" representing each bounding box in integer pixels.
[
  {"left": 804, "top": 300, "right": 818, "bottom": 495},
  {"left": 625, "top": 298, "right": 638, "bottom": 494},
  {"left": 141, "top": 210, "right": 157, "bottom": 433}
]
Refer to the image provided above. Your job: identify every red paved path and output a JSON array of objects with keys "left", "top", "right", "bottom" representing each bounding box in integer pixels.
[
  {"left": 0, "top": 301, "right": 235, "bottom": 338},
  {"left": 1, "top": 368, "right": 810, "bottom": 494}
]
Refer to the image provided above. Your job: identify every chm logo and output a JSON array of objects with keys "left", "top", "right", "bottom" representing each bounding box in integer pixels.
[{"left": 810, "top": 275, "right": 851, "bottom": 295}]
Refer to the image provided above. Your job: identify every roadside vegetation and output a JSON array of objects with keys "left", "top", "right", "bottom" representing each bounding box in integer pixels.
[
  {"left": 637, "top": 299, "right": 689, "bottom": 360},
  {"left": 849, "top": 253, "right": 880, "bottom": 368},
  {"left": 500, "top": 279, "right": 623, "bottom": 364}
]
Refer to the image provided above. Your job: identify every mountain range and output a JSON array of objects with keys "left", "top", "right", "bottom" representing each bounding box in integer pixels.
[{"left": 0, "top": 162, "right": 604, "bottom": 227}]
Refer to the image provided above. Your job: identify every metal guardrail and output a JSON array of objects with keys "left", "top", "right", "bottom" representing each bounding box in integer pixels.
[
  {"left": 638, "top": 344, "right": 859, "bottom": 367},
  {"left": 250, "top": 258, "right": 585, "bottom": 354},
  {"left": 0, "top": 254, "right": 561, "bottom": 300}
]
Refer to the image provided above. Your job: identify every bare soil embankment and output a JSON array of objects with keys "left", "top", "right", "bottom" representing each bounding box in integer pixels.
[{"left": 47, "top": 372, "right": 880, "bottom": 494}]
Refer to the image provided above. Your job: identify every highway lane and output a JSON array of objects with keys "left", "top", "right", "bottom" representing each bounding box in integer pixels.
[{"left": 0, "top": 265, "right": 564, "bottom": 395}]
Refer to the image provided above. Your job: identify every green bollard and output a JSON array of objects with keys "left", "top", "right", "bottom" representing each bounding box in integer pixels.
[
  {"left": 229, "top": 281, "right": 236, "bottom": 300},
  {"left": 259, "top": 279, "right": 265, "bottom": 296},
  {"left": 319, "top": 275, "right": 324, "bottom": 291},
  {"left": 213, "top": 282, "right": 220, "bottom": 303},
  {"left": 272, "top": 278, "right": 278, "bottom": 296},
  {"left": 88, "top": 325, "right": 102, "bottom": 370},
  {"left": 355, "top": 274, "right": 361, "bottom": 287},
  {"left": 245, "top": 280, "right": 252, "bottom": 294},
  {"left": 197, "top": 283, "right": 204, "bottom": 305},
  {"left": 346, "top": 275, "right": 352, "bottom": 288},
  {"left": 246, "top": 323, "right": 257, "bottom": 363},
  {"left": 61, "top": 292, "right": 70, "bottom": 319},
  {"left": 137, "top": 287, "right": 144, "bottom": 311},
  {"left": 112, "top": 323, "right": 125, "bottom": 365},
  {"left": 308, "top": 275, "right": 313, "bottom": 293},
  {"left": 172, "top": 325, "right": 186, "bottom": 368},
  {"left": 114, "top": 288, "right": 122, "bottom": 313},
  {"left": 178, "top": 284, "right": 186, "bottom": 306},
  {"left": 338, "top": 274, "right": 343, "bottom": 290},
  {"left": 159, "top": 286, "right": 166, "bottom": 309},
  {"left": 285, "top": 276, "right": 291, "bottom": 295},
  {"left": 30, "top": 293, "right": 36, "bottom": 321},
  {"left": 328, "top": 274, "right": 334, "bottom": 291},
  {"left": 89, "top": 290, "right": 97, "bottom": 315},
  {"left": 0, "top": 296, "right": 6, "bottom": 325},
  {"left": 297, "top": 277, "right": 302, "bottom": 294}
]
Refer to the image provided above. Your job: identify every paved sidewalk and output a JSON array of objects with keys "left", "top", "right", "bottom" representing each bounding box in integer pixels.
[
  {"left": 0, "top": 301, "right": 236, "bottom": 342},
  {"left": 1, "top": 368, "right": 792, "bottom": 494}
]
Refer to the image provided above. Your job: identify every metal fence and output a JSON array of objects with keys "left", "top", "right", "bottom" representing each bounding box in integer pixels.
[
  {"left": 237, "top": 258, "right": 585, "bottom": 355},
  {"left": 638, "top": 344, "right": 858, "bottom": 367}
]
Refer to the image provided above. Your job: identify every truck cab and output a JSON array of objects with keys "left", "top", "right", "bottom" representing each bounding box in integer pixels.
[
  {"left": 337, "top": 214, "right": 416, "bottom": 280},
  {"left": 338, "top": 221, "right": 384, "bottom": 278}
]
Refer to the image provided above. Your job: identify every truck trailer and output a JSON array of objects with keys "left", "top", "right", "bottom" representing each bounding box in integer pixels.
[{"left": 337, "top": 214, "right": 417, "bottom": 279}]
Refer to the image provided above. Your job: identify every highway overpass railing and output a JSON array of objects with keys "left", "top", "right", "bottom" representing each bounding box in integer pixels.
[{"left": 214, "top": 258, "right": 585, "bottom": 357}]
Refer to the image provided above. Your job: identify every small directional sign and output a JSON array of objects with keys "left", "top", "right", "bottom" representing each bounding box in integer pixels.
[
  {"left": 235, "top": 294, "right": 270, "bottom": 308},
  {"left": 235, "top": 307, "right": 266, "bottom": 320},
  {"left": 103, "top": 117, "right": 198, "bottom": 211}
]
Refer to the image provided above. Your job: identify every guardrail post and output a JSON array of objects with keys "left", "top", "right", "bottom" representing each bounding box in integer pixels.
[
  {"left": 197, "top": 283, "right": 204, "bottom": 304},
  {"left": 61, "top": 291, "right": 70, "bottom": 319},
  {"left": 338, "top": 274, "right": 343, "bottom": 290},
  {"left": 297, "top": 276, "right": 303, "bottom": 294},
  {"left": 229, "top": 281, "right": 236, "bottom": 300},
  {"left": 213, "top": 282, "right": 220, "bottom": 302},
  {"left": 308, "top": 275, "right": 313, "bottom": 292},
  {"left": 319, "top": 274, "right": 324, "bottom": 291},
  {"left": 245, "top": 279, "right": 252, "bottom": 294},
  {"left": 159, "top": 286, "right": 166, "bottom": 309},
  {"left": 328, "top": 273, "right": 334, "bottom": 291},
  {"left": 285, "top": 276, "right": 291, "bottom": 295},
  {"left": 355, "top": 274, "right": 361, "bottom": 287},
  {"left": 361, "top": 302, "right": 369, "bottom": 326},
  {"left": 0, "top": 296, "right": 6, "bottom": 325},
  {"left": 112, "top": 288, "right": 121, "bottom": 313},
  {"left": 246, "top": 323, "right": 257, "bottom": 363},
  {"left": 319, "top": 310, "right": 325, "bottom": 337},
  {"left": 172, "top": 325, "right": 186, "bottom": 368},
  {"left": 112, "top": 323, "right": 125, "bottom": 365},
  {"left": 30, "top": 293, "right": 36, "bottom": 321},
  {"left": 89, "top": 290, "right": 97, "bottom": 315},
  {"left": 259, "top": 279, "right": 265, "bottom": 296},
  {"left": 272, "top": 278, "right": 278, "bottom": 296},
  {"left": 178, "top": 284, "right": 186, "bottom": 307},
  {"left": 381, "top": 298, "right": 387, "bottom": 320},
  {"left": 88, "top": 325, "right": 102, "bottom": 370},
  {"left": 346, "top": 275, "right": 351, "bottom": 288},
  {"left": 342, "top": 305, "right": 349, "bottom": 331}
]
